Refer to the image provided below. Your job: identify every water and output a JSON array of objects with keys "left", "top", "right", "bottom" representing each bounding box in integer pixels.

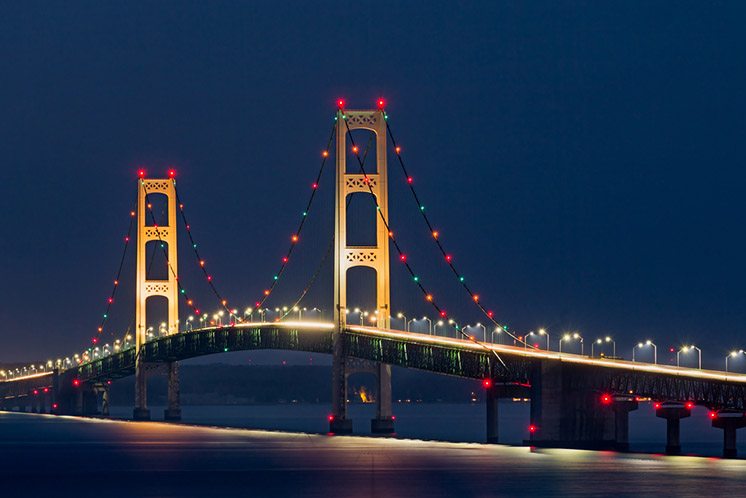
[{"left": 2, "top": 404, "right": 746, "bottom": 497}]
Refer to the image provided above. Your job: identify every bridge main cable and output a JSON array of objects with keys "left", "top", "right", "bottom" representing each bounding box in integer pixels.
[{"left": 339, "top": 103, "right": 507, "bottom": 369}]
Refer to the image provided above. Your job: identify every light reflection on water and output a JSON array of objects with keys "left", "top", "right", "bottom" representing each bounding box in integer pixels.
[
  {"left": 1, "top": 410, "right": 746, "bottom": 497},
  {"left": 109, "top": 401, "right": 745, "bottom": 457}
]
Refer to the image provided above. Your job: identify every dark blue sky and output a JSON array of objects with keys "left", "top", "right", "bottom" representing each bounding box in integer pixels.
[{"left": 1, "top": 1, "right": 745, "bottom": 367}]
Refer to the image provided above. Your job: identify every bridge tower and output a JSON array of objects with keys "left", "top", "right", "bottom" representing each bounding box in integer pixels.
[
  {"left": 331, "top": 106, "right": 394, "bottom": 434},
  {"left": 134, "top": 177, "right": 181, "bottom": 421}
]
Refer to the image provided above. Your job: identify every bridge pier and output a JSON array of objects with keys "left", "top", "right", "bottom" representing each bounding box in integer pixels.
[
  {"left": 612, "top": 396, "right": 638, "bottom": 451},
  {"left": 711, "top": 411, "right": 746, "bottom": 458},
  {"left": 330, "top": 332, "right": 352, "bottom": 434},
  {"left": 528, "top": 362, "right": 624, "bottom": 450},
  {"left": 75, "top": 385, "right": 99, "bottom": 416},
  {"left": 164, "top": 362, "right": 181, "bottom": 421},
  {"left": 371, "top": 363, "right": 395, "bottom": 433},
  {"left": 134, "top": 362, "right": 150, "bottom": 421},
  {"left": 485, "top": 383, "right": 499, "bottom": 444},
  {"left": 655, "top": 403, "right": 691, "bottom": 455}
]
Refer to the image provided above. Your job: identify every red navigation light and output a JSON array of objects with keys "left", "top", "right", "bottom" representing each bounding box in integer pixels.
[
  {"left": 377, "top": 98, "right": 385, "bottom": 110},
  {"left": 137, "top": 169, "right": 146, "bottom": 178},
  {"left": 653, "top": 402, "right": 661, "bottom": 410},
  {"left": 167, "top": 169, "right": 176, "bottom": 178},
  {"left": 601, "top": 394, "right": 612, "bottom": 405},
  {"left": 33, "top": 390, "right": 39, "bottom": 396},
  {"left": 52, "top": 403, "right": 58, "bottom": 409},
  {"left": 685, "top": 401, "right": 694, "bottom": 410},
  {"left": 440, "top": 311, "right": 447, "bottom": 318},
  {"left": 337, "top": 98, "right": 345, "bottom": 110},
  {"left": 709, "top": 411, "right": 718, "bottom": 419},
  {"left": 72, "top": 379, "right": 80, "bottom": 388},
  {"left": 482, "top": 378, "right": 492, "bottom": 389},
  {"left": 91, "top": 337, "right": 98, "bottom": 344},
  {"left": 391, "top": 415, "right": 396, "bottom": 421},
  {"left": 669, "top": 347, "right": 675, "bottom": 353},
  {"left": 43, "top": 388, "right": 48, "bottom": 393},
  {"left": 528, "top": 424, "right": 537, "bottom": 434},
  {"left": 327, "top": 414, "right": 335, "bottom": 422}
]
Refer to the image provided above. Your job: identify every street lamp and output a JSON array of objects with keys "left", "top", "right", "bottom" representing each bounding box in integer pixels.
[
  {"left": 559, "top": 332, "right": 583, "bottom": 354},
  {"left": 726, "top": 350, "right": 746, "bottom": 372},
  {"left": 592, "top": 336, "right": 615, "bottom": 357},
  {"left": 465, "top": 323, "right": 487, "bottom": 342},
  {"left": 244, "top": 307, "right": 254, "bottom": 322},
  {"left": 633, "top": 340, "right": 657, "bottom": 364},
  {"left": 186, "top": 316, "right": 194, "bottom": 332},
  {"left": 396, "top": 312, "right": 408, "bottom": 331},
  {"left": 525, "top": 329, "right": 549, "bottom": 350},
  {"left": 491, "top": 326, "right": 504, "bottom": 344},
  {"left": 677, "top": 345, "right": 702, "bottom": 369}
]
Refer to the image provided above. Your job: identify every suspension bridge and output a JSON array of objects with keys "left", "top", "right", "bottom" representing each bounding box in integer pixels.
[{"left": 3, "top": 100, "right": 746, "bottom": 458}]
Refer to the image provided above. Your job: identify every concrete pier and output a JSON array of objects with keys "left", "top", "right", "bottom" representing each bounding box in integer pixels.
[
  {"left": 655, "top": 402, "right": 691, "bottom": 455},
  {"left": 711, "top": 411, "right": 746, "bottom": 458},
  {"left": 164, "top": 362, "right": 182, "bottom": 421},
  {"left": 485, "top": 382, "right": 499, "bottom": 443},
  {"left": 371, "top": 363, "right": 395, "bottom": 433}
]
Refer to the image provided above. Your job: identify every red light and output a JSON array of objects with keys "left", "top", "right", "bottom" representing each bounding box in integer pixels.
[
  {"left": 487, "top": 311, "right": 494, "bottom": 318},
  {"left": 669, "top": 347, "right": 675, "bottom": 353},
  {"left": 337, "top": 99, "right": 345, "bottom": 109},
  {"left": 52, "top": 403, "right": 58, "bottom": 409},
  {"left": 440, "top": 310, "right": 447, "bottom": 318},
  {"left": 72, "top": 379, "right": 80, "bottom": 387},
  {"left": 482, "top": 378, "right": 492, "bottom": 389},
  {"left": 92, "top": 337, "right": 98, "bottom": 344},
  {"left": 601, "top": 394, "right": 612, "bottom": 405},
  {"left": 445, "top": 255, "right": 452, "bottom": 262},
  {"left": 137, "top": 169, "right": 146, "bottom": 178},
  {"left": 282, "top": 257, "right": 289, "bottom": 263},
  {"left": 167, "top": 169, "right": 176, "bottom": 178},
  {"left": 407, "top": 176, "right": 413, "bottom": 183},
  {"left": 33, "top": 390, "right": 39, "bottom": 395},
  {"left": 377, "top": 98, "right": 385, "bottom": 110},
  {"left": 391, "top": 415, "right": 396, "bottom": 421},
  {"left": 399, "top": 254, "right": 407, "bottom": 262},
  {"left": 710, "top": 411, "right": 718, "bottom": 419},
  {"left": 528, "top": 424, "right": 537, "bottom": 433},
  {"left": 653, "top": 402, "right": 661, "bottom": 410},
  {"left": 327, "top": 414, "right": 335, "bottom": 422},
  {"left": 312, "top": 183, "right": 318, "bottom": 189},
  {"left": 685, "top": 401, "right": 694, "bottom": 409},
  {"left": 43, "top": 388, "right": 48, "bottom": 393}
]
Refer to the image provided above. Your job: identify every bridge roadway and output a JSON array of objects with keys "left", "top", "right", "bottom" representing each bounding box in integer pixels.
[{"left": 4, "top": 321, "right": 746, "bottom": 408}]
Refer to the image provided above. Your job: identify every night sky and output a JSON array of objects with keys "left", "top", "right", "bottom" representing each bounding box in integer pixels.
[{"left": 1, "top": 1, "right": 745, "bottom": 368}]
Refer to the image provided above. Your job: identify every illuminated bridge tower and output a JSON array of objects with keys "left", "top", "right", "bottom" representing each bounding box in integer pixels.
[
  {"left": 331, "top": 106, "right": 394, "bottom": 434},
  {"left": 134, "top": 176, "right": 181, "bottom": 421}
]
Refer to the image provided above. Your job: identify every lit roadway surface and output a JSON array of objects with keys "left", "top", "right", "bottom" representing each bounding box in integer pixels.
[
  {"left": 6, "top": 321, "right": 746, "bottom": 384},
  {"left": 1, "top": 412, "right": 746, "bottom": 497}
]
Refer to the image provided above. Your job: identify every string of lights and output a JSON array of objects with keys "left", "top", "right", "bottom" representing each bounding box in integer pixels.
[
  {"left": 94, "top": 199, "right": 137, "bottom": 344},
  {"left": 382, "top": 110, "right": 530, "bottom": 348},
  {"left": 278, "top": 135, "right": 376, "bottom": 321},
  {"left": 252, "top": 119, "right": 338, "bottom": 311},
  {"left": 173, "top": 185, "right": 234, "bottom": 318},
  {"left": 339, "top": 101, "right": 506, "bottom": 368}
]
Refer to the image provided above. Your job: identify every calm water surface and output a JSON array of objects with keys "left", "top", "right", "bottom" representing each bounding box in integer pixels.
[{"left": 2, "top": 404, "right": 746, "bottom": 497}]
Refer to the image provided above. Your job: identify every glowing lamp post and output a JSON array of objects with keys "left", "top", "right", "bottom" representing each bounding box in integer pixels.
[
  {"left": 677, "top": 345, "right": 702, "bottom": 369},
  {"left": 726, "top": 350, "right": 746, "bottom": 372},
  {"left": 633, "top": 340, "right": 657, "bottom": 364},
  {"left": 592, "top": 336, "right": 615, "bottom": 357},
  {"left": 559, "top": 332, "right": 583, "bottom": 354}
]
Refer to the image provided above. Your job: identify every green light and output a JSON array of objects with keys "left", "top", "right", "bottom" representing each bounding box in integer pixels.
[
  {"left": 459, "top": 276, "right": 465, "bottom": 282},
  {"left": 193, "top": 244, "right": 197, "bottom": 248},
  {"left": 180, "top": 289, "right": 185, "bottom": 294},
  {"left": 103, "top": 314, "right": 108, "bottom": 318},
  {"left": 273, "top": 275, "right": 278, "bottom": 280},
  {"left": 420, "top": 205, "right": 425, "bottom": 211},
  {"left": 224, "top": 347, "right": 229, "bottom": 352},
  {"left": 302, "top": 211, "right": 307, "bottom": 216},
  {"left": 413, "top": 276, "right": 419, "bottom": 282}
]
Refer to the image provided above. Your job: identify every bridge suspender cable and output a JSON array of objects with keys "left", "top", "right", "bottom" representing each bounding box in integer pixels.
[
  {"left": 252, "top": 119, "right": 338, "bottom": 311},
  {"left": 173, "top": 186, "right": 235, "bottom": 317},
  {"left": 94, "top": 198, "right": 137, "bottom": 344},
  {"left": 278, "top": 133, "right": 377, "bottom": 321},
  {"left": 383, "top": 115, "right": 535, "bottom": 351},
  {"left": 339, "top": 105, "right": 507, "bottom": 370}
]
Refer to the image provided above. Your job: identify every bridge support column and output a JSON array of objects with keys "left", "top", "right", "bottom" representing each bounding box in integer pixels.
[
  {"left": 711, "top": 411, "right": 746, "bottom": 458},
  {"left": 164, "top": 362, "right": 181, "bottom": 421},
  {"left": 101, "top": 386, "right": 110, "bottom": 417},
  {"left": 612, "top": 397, "right": 638, "bottom": 451},
  {"left": 371, "top": 363, "right": 394, "bottom": 434},
  {"left": 486, "top": 383, "right": 499, "bottom": 444},
  {"left": 528, "top": 361, "right": 617, "bottom": 449},
  {"left": 655, "top": 404, "right": 691, "bottom": 455},
  {"left": 330, "top": 331, "right": 352, "bottom": 434},
  {"left": 134, "top": 365, "right": 150, "bottom": 421}
]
